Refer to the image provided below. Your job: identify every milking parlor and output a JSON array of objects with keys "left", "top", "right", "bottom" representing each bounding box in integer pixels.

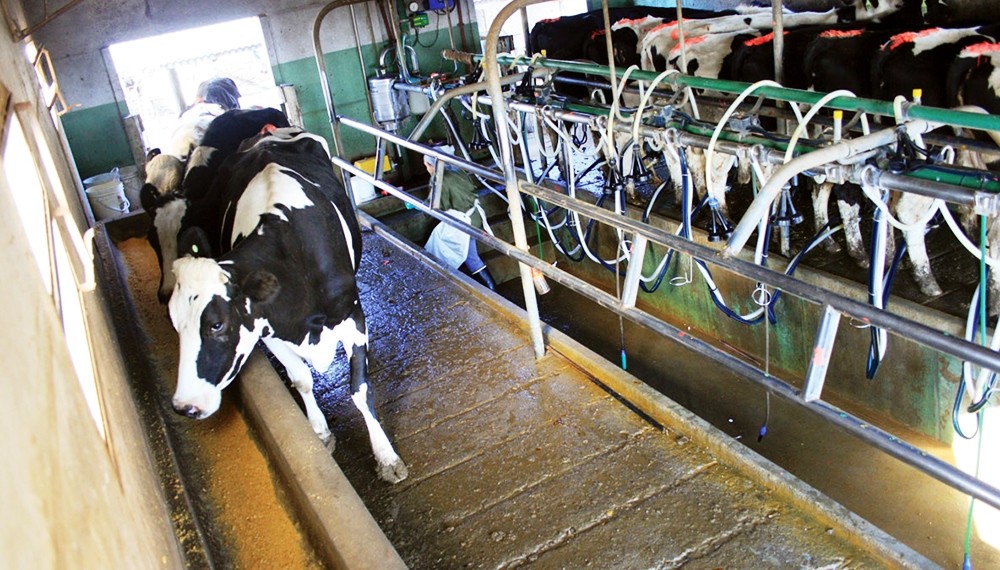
[{"left": 5, "top": 0, "right": 1000, "bottom": 568}]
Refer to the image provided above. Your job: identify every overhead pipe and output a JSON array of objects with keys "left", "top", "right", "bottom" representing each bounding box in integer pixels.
[
  {"left": 484, "top": 0, "right": 551, "bottom": 359},
  {"left": 721, "top": 118, "right": 943, "bottom": 258},
  {"left": 406, "top": 63, "right": 550, "bottom": 142},
  {"left": 386, "top": 0, "right": 417, "bottom": 84}
]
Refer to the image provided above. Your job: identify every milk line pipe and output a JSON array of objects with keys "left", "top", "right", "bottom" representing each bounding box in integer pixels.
[
  {"left": 483, "top": 95, "right": 1000, "bottom": 200},
  {"left": 341, "top": 150, "right": 1000, "bottom": 511},
  {"left": 479, "top": 55, "right": 1000, "bottom": 134},
  {"left": 313, "top": 0, "right": 376, "bottom": 198},
  {"left": 484, "top": 0, "right": 551, "bottom": 359},
  {"left": 722, "top": 118, "right": 942, "bottom": 258},
  {"left": 352, "top": 89, "right": 997, "bottom": 220},
  {"left": 516, "top": 70, "right": 1000, "bottom": 155},
  {"left": 387, "top": 0, "right": 415, "bottom": 85},
  {"left": 342, "top": 113, "right": 587, "bottom": 199},
  {"left": 406, "top": 65, "right": 551, "bottom": 143}
]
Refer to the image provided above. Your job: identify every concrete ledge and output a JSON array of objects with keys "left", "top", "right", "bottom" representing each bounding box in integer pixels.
[{"left": 238, "top": 353, "right": 406, "bottom": 570}]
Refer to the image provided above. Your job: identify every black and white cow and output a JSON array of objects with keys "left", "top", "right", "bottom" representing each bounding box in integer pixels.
[
  {"left": 142, "top": 107, "right": 291, "bottom": 302},
  {"left": 168, "top": 128, "right": 409, "bottom": 483},
  {"left": 182, "top": 107, "right": 291, "bottom": 201}
]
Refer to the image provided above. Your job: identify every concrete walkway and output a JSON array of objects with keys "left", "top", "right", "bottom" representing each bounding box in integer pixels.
[{"left": 310, "top": 227, "right": 931, "bottom": 569}]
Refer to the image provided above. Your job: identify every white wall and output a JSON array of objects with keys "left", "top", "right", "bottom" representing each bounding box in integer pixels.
[{"left": 0, "top": 5, "right": 186, "bottom": 567}]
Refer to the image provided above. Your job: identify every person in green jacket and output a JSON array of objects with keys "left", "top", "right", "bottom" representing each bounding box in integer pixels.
[{"left": 423, "top": 152, "right": 496, "bottom": 290}]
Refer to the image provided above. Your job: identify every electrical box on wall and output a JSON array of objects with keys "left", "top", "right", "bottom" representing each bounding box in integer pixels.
[{"left": 426, "top": 0, "right": 454, "bottom": 11}]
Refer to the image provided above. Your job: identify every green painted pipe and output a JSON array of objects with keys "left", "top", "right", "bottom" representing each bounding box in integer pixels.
[{"left": 486, "top": 55, "right": 1000, "bottom": 133}]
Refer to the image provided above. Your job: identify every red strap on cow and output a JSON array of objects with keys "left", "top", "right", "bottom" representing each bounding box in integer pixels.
[
  {"left": 961, "top": 42, "right": 1000, "bottom": 58},
  {"left": 744, "top": 32, "right": 786, "bottom": 48},
  {"left": 885, "top": 28, "right": 940, "bottom": 51},
  {"left": 670, "top": 35, "right": 704, "bottom": 55},
  {"left": 818, "top": 29, "right": 863, "bottom": 40}
]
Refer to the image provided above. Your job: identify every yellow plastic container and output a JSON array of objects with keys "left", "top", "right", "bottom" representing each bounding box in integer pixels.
[{"left": 353, "top": 155, "right": 391, "bottom": 175}]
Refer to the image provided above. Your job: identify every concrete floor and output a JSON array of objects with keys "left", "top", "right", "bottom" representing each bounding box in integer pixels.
[
  {"left": 110, "top": 211, "right": 931, "bottom": 568},
  {"left": 311, "top": 228, "right": 925, "bottom": 568}
]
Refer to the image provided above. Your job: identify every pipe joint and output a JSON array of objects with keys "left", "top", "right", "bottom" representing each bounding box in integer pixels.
[
  {"left": 975, "top": 191, "right": 1000, "bottom": 217},
  {"left": 859, "top": 164, "right": 882, "bottom": 190}
]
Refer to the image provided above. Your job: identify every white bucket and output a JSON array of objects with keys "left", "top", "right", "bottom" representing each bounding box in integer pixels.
[
  {"left": 350, "top": 175, "right": 377, "bottom": 204},
  {"left": 83, "top": 169, "right": 129, "bottom": 221},
  {"left": 119, "top": 166, "right": 143, "bottom": 212},
  {"left": 82, "top": 170, "right": 118, "bottom": 189}
]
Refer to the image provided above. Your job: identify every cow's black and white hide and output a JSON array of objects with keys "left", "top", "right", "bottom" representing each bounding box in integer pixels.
[
  {"left": 182, "top": 107, "right": 291, "bottom": 202},
  {"left": 168, "top": 128, "right": 408, "bottom": 483},
  {"left": 164, "top": 102, "right": 226, "bottom": 161},
  {"left": 142, "top": 107, "right": 291, "bottom": 302},
  {"left": 142, "top": 148, "right": 185, "bottom": 197}
]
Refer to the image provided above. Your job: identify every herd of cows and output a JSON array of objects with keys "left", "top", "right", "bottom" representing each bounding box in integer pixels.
[
  {"left": 139, "top": 105, "right": 408, "bottom": 484},
  {"left": 528, "top": 0, "right": 1000, "bottom": 311}
]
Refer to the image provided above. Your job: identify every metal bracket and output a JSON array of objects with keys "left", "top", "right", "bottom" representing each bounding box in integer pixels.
[{"left": 802, "top": 305, "right": 842, "bottom": 402}]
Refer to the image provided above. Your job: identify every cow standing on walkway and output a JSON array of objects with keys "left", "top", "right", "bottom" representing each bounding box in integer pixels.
[{"left": 167, "top": 128, "right": 408, "bottom": 483}]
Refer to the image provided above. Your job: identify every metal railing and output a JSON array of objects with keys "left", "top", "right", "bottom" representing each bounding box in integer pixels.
[{"left": 319, "top": 0, "right": 1000, "bottom": 517}]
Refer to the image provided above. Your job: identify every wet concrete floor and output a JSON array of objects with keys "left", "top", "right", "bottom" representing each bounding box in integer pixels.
[
  {"left": 497, "top": 278, "right": 1000, "bottom": 569},
  {"left": 307, "top": 230, "right": 908, "bottom": 568}
]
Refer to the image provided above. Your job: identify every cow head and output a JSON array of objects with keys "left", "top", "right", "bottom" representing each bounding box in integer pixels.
[{"left": 167, "top": 233, "right": 280, "bottom": 419}]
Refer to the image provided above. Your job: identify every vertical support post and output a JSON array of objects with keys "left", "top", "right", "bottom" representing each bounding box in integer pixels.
[
  {"left": 312, "top": 0, "right": 360, "bottom": 203},
  {"left": 519, "top": 7, "right": 531, "bottom": 53},
  {"left": 620, "top": 235, "right": 648, "bottom": 310},
  {"left": 350, "top": 3, "right": 377, "bottom": 126},
  {"left": 772, "top": 0, "right": 786, "bottom": 135},
  {"left": 485, "top": 0, "right": 548, "bottom": 359},
  {"left": 802, "top": 304, "right": 841, "bottom": 402},
  {"left": 121, "top": 114, "right": 146, "bottom": 171},
  {"left": 279, "top": 84, "right": 303, "bottom": 128}
]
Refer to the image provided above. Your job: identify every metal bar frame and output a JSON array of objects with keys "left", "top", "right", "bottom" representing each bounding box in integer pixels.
[
  {"left": 335, "top": 140, "right": 1000, "bottom": 511},
  {"left": 327, "top": 0, "right": 1000, "bottom": 514}
]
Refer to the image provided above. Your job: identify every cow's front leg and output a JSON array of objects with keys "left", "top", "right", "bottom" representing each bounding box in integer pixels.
[
  {"left": 347, "top": 310, "right": 408, "bottom": 484},
  {"left": 836, "top": 184, "right": 869, "bottom": 268},
  {"left": 811, "top": 181, "right": 841, "bottom": 253},
  {"left": 262, "top": 337, "right": 334, "bottom": 449},
  {"left": 896, "top": 194, "right": 943, "bottom": 297}
]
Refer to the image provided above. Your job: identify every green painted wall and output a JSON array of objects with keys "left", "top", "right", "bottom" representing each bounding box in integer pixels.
[
  {"left": 557, "top": 217, "right": 961, "bottom": 443},
  {"left": 60, "top": 101, "right": 134, "bottom": 180},
  {"left": 275, "top": 23, "right": 480, "bottom": 174}
]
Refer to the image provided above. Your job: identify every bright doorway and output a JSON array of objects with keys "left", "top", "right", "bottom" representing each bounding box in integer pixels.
[{"left": 107, "top": 17, "right": 282, "bottom": 154}]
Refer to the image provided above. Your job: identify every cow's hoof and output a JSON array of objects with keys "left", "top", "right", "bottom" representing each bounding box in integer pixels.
[
  {"left": 822, "top": 240, "right": 842, "bottom": 254},
  {"left": 318, "top": 431, "right": 336, "bottom": 453},
  {"left": 919, "top": 283, "right": 943, "bottom": 298},
  {"left": 849, "top": 255, "right": 869, "bottom": 270},
  {"left": 377, "top": 458, "right": 409, "bottom": 484}
]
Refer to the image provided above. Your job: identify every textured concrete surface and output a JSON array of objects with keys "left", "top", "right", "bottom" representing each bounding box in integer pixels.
[{"left": 313, "top": 229, "right": 930, "bottom": 569}]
